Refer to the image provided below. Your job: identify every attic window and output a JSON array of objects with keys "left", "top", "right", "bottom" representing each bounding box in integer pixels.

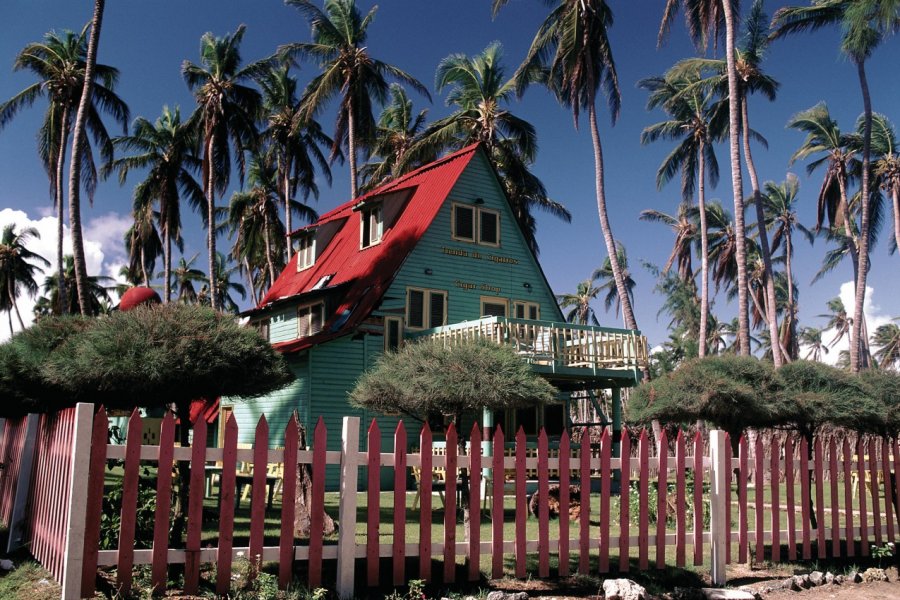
[
  {"left": 360, "top": 204, "right": 383, "bottom": 248},
  {"left": 298, "top": 302, "right": 325, "bottom": 338},
  {"left": 452, "top": 204, "right": 475, "bottom": 242},
  {"left": 452, "top": 203, "right": 500, "bottom": 247},
  {"left": 297, "top": 233, "right": 315, "bottom": 271},
  {"left": 311, "top": 274, "right": 333, "bottom": 291}
]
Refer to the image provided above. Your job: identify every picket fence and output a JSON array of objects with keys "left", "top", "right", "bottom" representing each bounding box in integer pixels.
[{"left": 1, "top": 403, "right": 899, "bottom": 600}]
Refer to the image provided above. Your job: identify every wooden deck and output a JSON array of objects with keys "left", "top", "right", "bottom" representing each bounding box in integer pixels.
[{"left": 415, "top": 317, "right": 649, "bottom": 380}]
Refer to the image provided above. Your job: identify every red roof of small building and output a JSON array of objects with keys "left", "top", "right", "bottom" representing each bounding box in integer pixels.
[{"left": 254, "top": 143, "right": 481, "bottom": 354}]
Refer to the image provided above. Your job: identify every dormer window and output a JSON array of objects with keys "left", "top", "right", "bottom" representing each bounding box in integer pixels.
[
  {"left": 360, "top": 204, "right": 383, "bottom": 248},
  {"left": 452, "top": 202, "right": 500, "bottom": 247},
  {"left": 297, "top": 233, "right": 315, "bottom": 271},
  {"left": 298, "top": 302, "right": 325, "bottom": 338}
]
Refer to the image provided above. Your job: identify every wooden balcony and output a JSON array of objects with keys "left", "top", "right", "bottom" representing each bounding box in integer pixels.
[{"left": 414, "top": 317, "right": 649, "bottom": 383}]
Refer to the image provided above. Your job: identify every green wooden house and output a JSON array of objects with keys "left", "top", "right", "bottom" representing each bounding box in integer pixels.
[{"left": 225, "top": 144, "right": 648, "bottom": 487}]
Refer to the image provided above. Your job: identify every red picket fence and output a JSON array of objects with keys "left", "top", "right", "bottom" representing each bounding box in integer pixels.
[{"left": 0, "top": 416, "right": 30, "bottom": 525}]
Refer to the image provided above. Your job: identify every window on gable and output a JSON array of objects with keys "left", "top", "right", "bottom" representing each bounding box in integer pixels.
[
  {"left": 514, "top": 301, "right": 540, "bottom": 321},
  {"left": 481, "top": 296, "right": 508, "bottom": 318},
  {"left": 360, "top": 204, "right": 383, "bottom": 248},
  {"left": 297, "top": 234, "right": 315, "bottom": 271},
  {"left": 298, "top": 302, "right": 325, "bottom": 338},
  {"left": 479, "top": 209, "right": 500, "bottom": 246},
  {"left": 452, "top": 204, "right": 475, "bottom": 242},
  {"left": 384, "top": 316, "right": 403, "bottom": 351},
  {"left": 406, "top": 288, "right": 448, "bottom": 330},
  {"left": 451, "top": 203, "right": 500, "bottom": 246}
]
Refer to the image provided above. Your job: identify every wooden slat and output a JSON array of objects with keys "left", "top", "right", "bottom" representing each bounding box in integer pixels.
[
  {"left": 656, "top": 429, "right": 668, "bottom": 569},
  {"left": 394, "top": 422, "right": 408, "bottom": 586},
  {"left": 216, "top": 413, "right": 238, "bottom": 595},
  {"left": 619, "top": 427, "right": 631, "bottom": 572},
  {"left": 638, "top": 429, "right": 649, "bottom": 570},
  {"left": 869, "top": 439, "right": 882, "bottom": 545},
  {"left": 468, "top": 423, "right": 481, "bottom": 582},
  {"left": 725, "top": 433, "right": 732, "bottom": 565},
  {"left": 491, "top": 426, "right": 504, "bottom": 580},
  {"left": 829, "top": 438, "right": 840, "bottom": 558},
  {"left": 882, "top": 436, "right": 895, "bottom": 543},
  {"left": 676, "top": 430, "right": 687, "bottom": 567},
  {"left": 785, "top": 436, "right": 796, "bottom": 561},
  {"left": 755, "top": 435, "right": 765, "bottom": 563},
  {"left": 856, "top": 437, "right": 868, "bottom": 556},
  {"left": 738, "top": 435, "right": 748, "bottom": 565},
  {"left": 538, "top": 428, "right": 550, "bottom": 578},
  {"left": 420, "top": 425, "right": 434, "bottom": 581},
  {"left": 814, "top": 438, "right": 826, "bottom": 559},
  {"left": 693, "top": 431, "right": 702, "bottom": 566},
  {"left": 514, "top": 427, "right": 526, "bottom": 579},
  {"left": 249, "top": 416, "right": 269, "bottom": 572},
  {"left": 579, "top": 427, "right": 590, "bottom": 574},
  {"left": 183, "top": 417, "right": 207, "bottom": 594},
  {"left": 152, "top": 413, "right": 176, "bottom": 593},
  {"left": 843, "top": 438, "right": 854, "bottom": 558},
  {"left": 366, "top": 420, "right": 380, "bottom": 586},
  {"left": 80, "top": 408, "right": 108, "bottom": 597},
  {"left": 558, "top": 430, "right": 570, "bottom": 576},
  {"left": 770, "top": 435, "right": 780, "bottom": 563},
  {"left": 444, "top": 424, "right": 458, "bottom": 583},
  {"left": 309, "top": 418, "right": 327, "bottom": 588},
  {"left": 116, "top": 410, "right": 143, "bottom": 593},
  {"left": 599, "top": 427, "right": 611, "bottom": 573},
  {"left": 279, "top": 415, "right": 299, "bottom": 589},
  {"left": 893, "top": 439, "right": 900, "bottom": 540}
]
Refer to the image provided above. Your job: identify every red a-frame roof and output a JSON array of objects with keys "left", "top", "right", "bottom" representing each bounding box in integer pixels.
[{"left": 254, "top": 143, "right": 481, "bottom": 353}]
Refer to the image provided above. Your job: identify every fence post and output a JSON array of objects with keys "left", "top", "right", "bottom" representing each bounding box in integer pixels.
[
  {"left": 709, "top": 430, "right": 728, "bottom": 586},
  {"left": 336, "top": 416, "right": 360, "bottom": 600},
  {"left": 6, "top": 414, "right": 39, "bottom": 553},
  {"left": 61, "top": 403, "right": 95, "bottom": 600}
]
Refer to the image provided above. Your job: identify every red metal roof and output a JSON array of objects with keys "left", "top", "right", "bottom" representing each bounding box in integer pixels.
[{"left": 257, "top": 143, "right": 481, "bottom": 354}]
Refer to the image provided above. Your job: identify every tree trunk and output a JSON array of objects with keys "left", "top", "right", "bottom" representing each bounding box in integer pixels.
[
  {"left": 244, "top": 257, "right": 259, "bottom": 306},
  {"left": 205, "top": 132, "right": 218, "bottom": 310},
  {"left": 164, "top": 211, "right": 172, "bottom": 303},
  {"left": 892, "top": 185, "right": 900, "bottom": 253},
  {"left": 348, "top": 108, "right": 358, "bottom": 200},
  {"left": 67, "top": 0, "right": 104, "bottom": 317},
  {"left": 721, "top": 0, "right": 751, "bottom": 356},
  {"left": 140, "top": 243, "right": 149, "bottom": 287},
  {"left": 851, "top": 58, "right": 873, "bottom": 374},
  {"left": 293, "top": 420, "right": 336, "bottom": 538},
  {"left": 263, "top": 208, "right": 277, "bottom": 289},
  {"left": 284, "top": 160, "right": 293, "bottom": 261},
  {"left": 588, "top": 103, "right": 638, "bottom": 332},
  {"left": 785, "top": 231, "right": 797, "bottom": 360},
  {"left": 171, "top": 401, "right": 192, "bottom": 548},
  {"left": 55, "top": 107, "right": 70, "bottom": 316},
  {"left": 10, "top": 280, "right": 25, "bottom": 330},
  {"left": 741, "top": 98, "right": 783, "bottom": 366},
  {"left": 698, "top": 143, "right": 709, "bottom": 358}
]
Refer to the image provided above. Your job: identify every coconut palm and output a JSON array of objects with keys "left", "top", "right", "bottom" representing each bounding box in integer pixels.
[
  {"left": 198, "top": 252, "right": 246, "bottom": 314},
  {"left": 705, "top": 200, "right": 738, "bottom": 293},
  {"left": 495, "top": 0, "right": 638, "bottom": 333},
  {"left": 640, "top": 203, "right": 698, "bottom": 284},
  {"left": 172, "top": 254, "right": 206, "bottom": 305},
  {"left": 591, "top": 242, "right": 636, "bottom": 325},
  {"left": 818, "top": 297, "right": 851, "bottom": 349},
  {"left": 107, "top": 106, "right": 204, "bottom": 302},
  {"left": 281, "top": 0, "right": 430, "bottom": 199},
  {"left": 256, "top": 62, "right": 332, "bottom": 260},
  {"left": 639, "top": 65, "right": 725, "bottom": 357},
  {"left": 123, "top": 201, "right": 163, "bottom": 287},
  {"left": 799, "top": 326, "right": 829, "bottom": 362},
  {"left": 853, "top": 113, "right": 900, "bottom": 253},
  {"left": 0, "top": 27, "right": 128, "bottom": 315},
  {"left": 42, "top": 254, "right": 114, "bottom": 316},
  {"left": 872, "top": 319, "right": 900, "bottom": 369},
  {"left": 360, "top": 84, "right": 436, "bottom": 191},
  {"left": 183, "top": 25, "right": 263, "bottom": 310},
  {"left": 772, "top": 0, "right": 900, "bottom": 373},
  {"left": 0, "top": 224, "right": 49, "bottom": 333},
  {"left": 556, "top": 279, "right": 602, "bottom": 326}
]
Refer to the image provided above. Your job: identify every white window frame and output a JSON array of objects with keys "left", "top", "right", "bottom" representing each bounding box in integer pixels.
[
  {"left": 296, "top": 234, "right": 316, "bottom": 271},
  {"left": 451, "top": 203, "right": 476, "bottom": 242},
  {"left": 477, "top": 207, "right": 501, "bottom": 247},
  {"left": 384, "top": 316, "right": 404, "bottom": 351},
  {"left": 513, "top": 301, "right": 540, "bottom": 321},
  {"left": 360, "top": 204, "right": 384, "bottom": 249},
  {"left": 406, "top": 287, "right": 448, "bottom": 331},
  {"left": 297, "top": 301, "right": 326, "bottom": 338},
  {"left": 480, "top": 296, "right": 508, "bottom": 318}
]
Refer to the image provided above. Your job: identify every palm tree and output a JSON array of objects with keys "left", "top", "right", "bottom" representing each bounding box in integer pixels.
[
  {"left": 556, "top": 279, "right": 602, "bottom": 326},
  {"left": 495, "top": 0, "right": 639, "bottom": 333},
  {"left": 592, "top": 242, "right": 636, "bottom": 325},
  {"left": 183, "top": 25, "right": 263, "bottom": 310},
  {"left": 857, "top": 113, "right": 900, "bottom": 253},
  {"left": 123, "top": 201, "right": 163, "bottom": 287},
  {"left": 872, "top": 319, "right": 900, "bottom": 369},
  {"left": 772, "top": 0, "right": 900, "bottom": 373},
  {"left": 705, "top": 200, "right": 738, "bottom": 293},
  {"left": 281, "top": 0, "right": 430, "bottom": 199},
  {"left": 361, "top": 84, "right": 436, "bottom": 191},
  {"left": 639, "top": 65, "right": 725, "bottom": 357},
  {"left": 819, "top": 296, "right": 851, "bottom": 349},
  {"left": 0, "top": 224, "right": 49, "bottom": 333},
  {"left": 42, "top": 254, "right": 114, "bottom": 316},
  {"left": 425, "top": 42, "right": 568, "bottom": 254},
  {"left": 656, "top": 0, "right": 753, "bottom": 356},
  {"left": 0, "top": 27, "right": 128, "bottom": 315},
  {"left": 799, "top": 326, "right": 829, "bottom": 362},
  {"left": 198, "top": 252, "right": 246, "bottom": 313},
  {"left": 107, "top": 106, "right": 204, "bottom": 302},
  {"left": 256, "top": 62, "right": 332, "bottom": 260},
  {"left": 172, "top": 254, "right": 206, "bottom": 305},
  {"left": 640, "top": 203, "right": 697, "bottom": 284}
]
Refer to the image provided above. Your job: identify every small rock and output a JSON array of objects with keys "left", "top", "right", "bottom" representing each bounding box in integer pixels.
[
  {"left": 37, "top": 579, "right": 50, "bottom": 586},
  {"left": 825, "top": 572, "right": 835, "bottom": 584},
  {"left": 834, "top": 574, "right": 845, "bottom": 584},
  {"left": 809, "top": 571, "right": 825, "bottom": 586},
  {"left": 0, "top": 559, "right": 14, "bottom": 571},
  {"left": 700, "top": 588, "right": 755, "bottom": 599},
  {"left": 603, "top": 578, "right": 649, "bottom": 600},
  {"left": 673, "top": 588, "right": 704, "bottom": 600},
  {"left": 862, "top": 568, "right": 888, "bottom": 583},
  {"left": 849, "top": 571, "right": 863, "bottom": 583},
  {"left": 464, "top": 596, "right": 477, "bottom": 600}
]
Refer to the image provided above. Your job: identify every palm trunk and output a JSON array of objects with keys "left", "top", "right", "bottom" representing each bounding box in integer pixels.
[
  {"left": 9, "top": 280, "right": 24, "bottom": 330},
  {"left": 698, "top": 144, "right": 710, "bottom": 358},
  {"left": 164, "top": 224, "right": 171, "bottom": 303},
  {"left": 892, "top": 185, "right": 900, "bottom": 253},
  {"left": 205, "top": 133, "right": 218, "bottom": 310},
  {"left": 283, "top": 159, "right": 293, "bottom": 261},
  {"left": 741, "top": 98, "right": 783, "bottom": 366},
  {"left": 263, "top": 209, "right": 277, "bottom": 288},
  {"left": 7, "top": 310, "right": 12, "bottom": 337},
  {"left": 244, "top": 258, "right": 259, "bottom": 306},
  {"left": 785, "top": 232, "right": 797, "bottom": 360},
  {"left": 55, "top": 106, "right": 70, "bottom": 316},
  {"left": 721, "top": 1, "right": 751, "bottom": 356},
  {"left": 851, "top": 58, "right": 873, "bottom": 374},
  {"left": 836, "top": 172, "right": 860, "bottom": 276},
  {"left": 348, "top": 108, "right": 358, "bottom": 200},
  {"left": 140, "top": 243, "right": 149, "bottom": 287},
  {"left": 67, "top": 0, "right": 105, "bottom": 317},
  {"left": 588, "top": 103, "right": 638, "bottom": 332}
]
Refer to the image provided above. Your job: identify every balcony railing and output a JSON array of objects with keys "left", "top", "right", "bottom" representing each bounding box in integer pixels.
[{"left": 414, "top": 316, "right": 649, "bottom": 375}]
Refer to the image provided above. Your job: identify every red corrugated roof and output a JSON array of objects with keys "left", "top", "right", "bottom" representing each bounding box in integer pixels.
[{"left": 256, "top": 143, "right": 481, "bottom": 354}]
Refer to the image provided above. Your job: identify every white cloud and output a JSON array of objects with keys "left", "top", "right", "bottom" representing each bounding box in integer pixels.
[{"left": 0, "top": 208, "right": 127, "bottom": 342}]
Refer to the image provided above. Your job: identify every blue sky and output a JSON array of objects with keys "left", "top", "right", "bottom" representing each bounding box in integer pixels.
[{"left": 0, "top": 0, "right": 898, "bottom": 351}]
